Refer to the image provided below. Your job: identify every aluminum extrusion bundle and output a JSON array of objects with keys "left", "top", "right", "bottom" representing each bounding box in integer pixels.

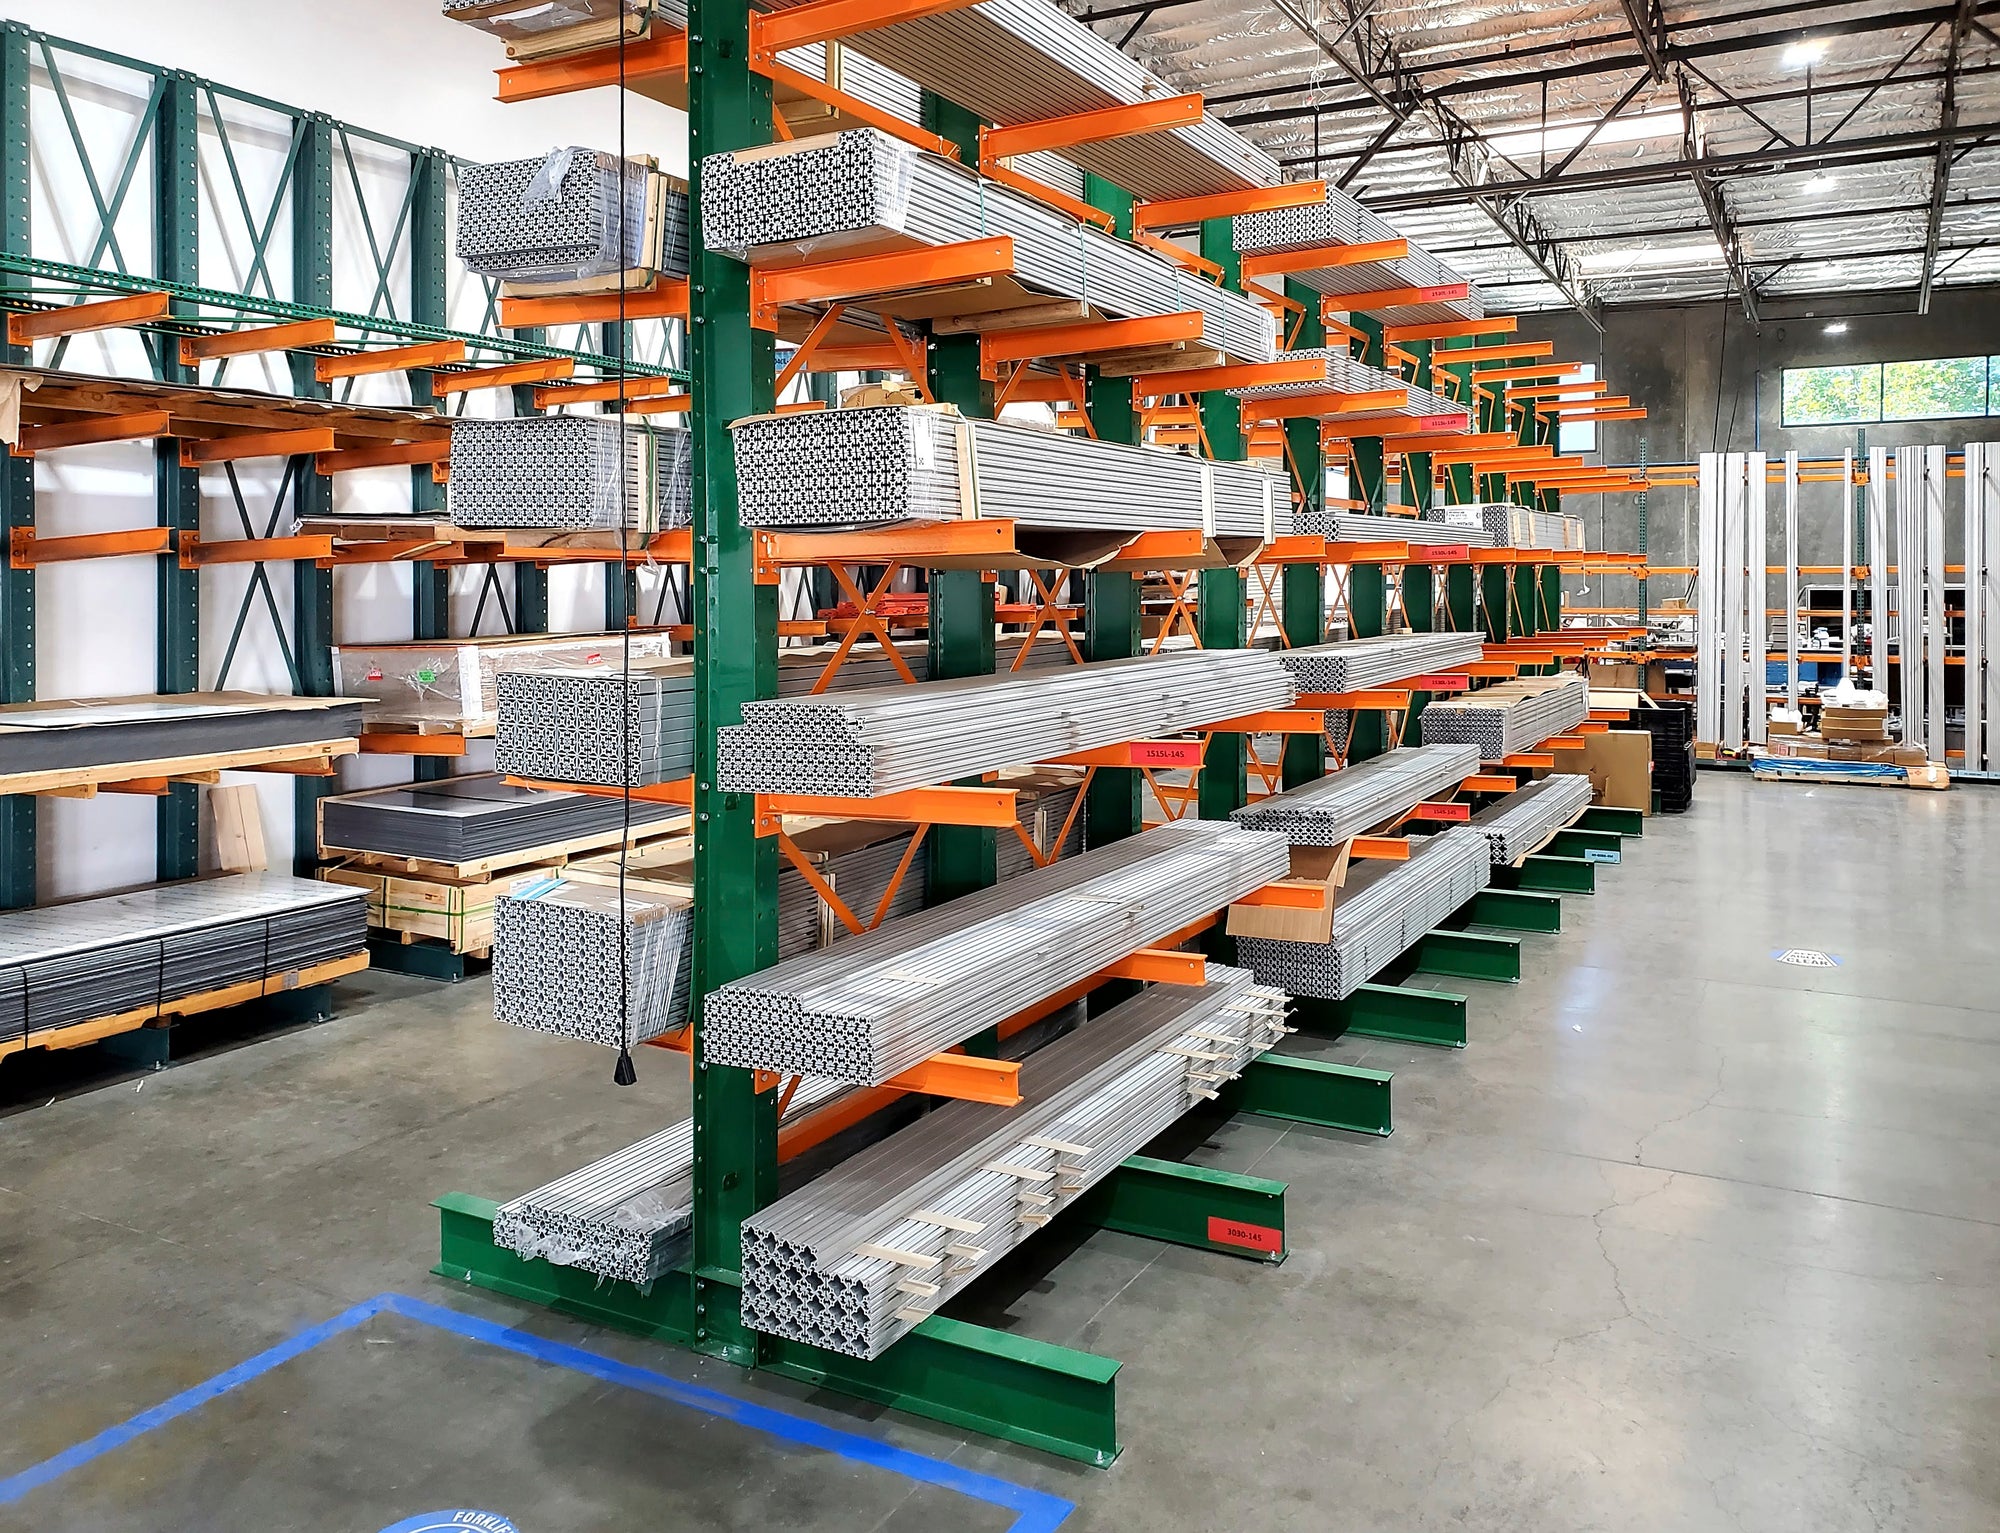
[
  {"left": 1229, "top": 347, "right": 1460, "bottom": 420},
  {"left": 738, "top": 968, "right": 1291, "bottom": 1358},
  {"left": 1278, "top": 632, "right": 1487, "bottom": 694},
  {"left": 1468, "top": 775, "right": 1595, "bottom": 864},
  {"left": 1295, "top": 509, "right": 1495, "bottom": 546},
  {"left": 457, "top": 146, "right": 687, "bottom": 283},
  {"left": 1232, "top": 188, "right": 1481, "bottom": 325},
  {"left": 494, "top": 663, "right": 694, "bottom": 787},
  {"left": 1236, "top": 827, "right": 1492, "bottom": 999},
  {"left": 450, "top": 417, "right": 691, "bottom": 532},
  {"left": 703, "top": 819, "right": 1294, "bottom": 1083},
  {"left": 492, "top": 877, "right": 691, "bottom": 1048},
  {"left": 701, "top": 130, "right": 1275, "bottom": 363},
  {"left": 1416, "top": 677, "right": 1590, "bottom": 760},
  {"left": 1231, "top": 745, "right": 1480, "bottom": 844},
  {"left": 731, "top": 404, "right": 1289, "bottom": 536},
  {"left": 1424, "top": 502, "right": 1583, "bottom": 551},
  {"left": 716, "top": 649, "right": 1293, "bottom": 796}
]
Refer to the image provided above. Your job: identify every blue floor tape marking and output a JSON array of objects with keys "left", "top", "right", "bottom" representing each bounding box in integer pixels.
[{"left": 0, "top": 1292, "right": 1076, "bottom": 1533}]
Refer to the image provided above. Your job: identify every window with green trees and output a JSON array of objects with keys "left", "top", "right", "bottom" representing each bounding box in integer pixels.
[{"left": 1783, "top": 356, "right": 2000, "bottom": 426}]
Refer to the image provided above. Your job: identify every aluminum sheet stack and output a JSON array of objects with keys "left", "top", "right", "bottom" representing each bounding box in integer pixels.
[
  {"left": 494, "top": 661, "right": 694, "bottom": 788},
  {"left": 717, "top": 649, "right": 1293, "bottom": 796},
  {"left": 739, "top": 967, "right": 1291, "bottom": 1358},
  {"left": 1229, "top": 348, "right": 1461, "bottom": 421},
  {"left": 1233, "top": 187, "right": 1482, "bottom": 326},
  {"left": 703, "top": 819, "right": 1293, "bottom": 1084},
  {"left": 701, "top": 130, "right": 1275, "bottom": 364},
  {"left": 1295, "top": 509, "right": 1495, "bottom": 546},
  {"left": 1232, "top": 745, "right": 1479, "bottom": 845},
  {"left": 1279, "top": 632, "right": 1488, "bottom": 694},
  {"left": 752, "top": 0, "right": 1278, "bottom": 200},
  {"left": 318, "top": 774, "right": 685, "bottom": 864},
  {"left": 450, "top": 417, "right": 691, "bottom": 533},
  {"left": 1469, "top": 775, "right": 1595, "bottom": 864},
  {"left": 0, "top": 875, "right": 366, "bottom": 1046},
  {"left": 1417, "top": 676, "right": 1590, "bottom": 759},
  {"left": 457, "top": 147, "right": 687, "bottom": 283},
  {"left": 1425, "top": 502, "right": 1584, "bottom": 551},
  {"left": 1236, "top": 827, "right": 1491, "bottom": 1000},
  {"left": 732, "top": 405, "right": 1287, "bottom": 536},
  {"left": 492, "top": 877, "right": 691, "bottom": 1048}
]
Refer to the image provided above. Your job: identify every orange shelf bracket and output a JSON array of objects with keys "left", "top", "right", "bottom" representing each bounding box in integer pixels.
[
  {"left": 315, "top": 340, "right": 467, "bottom": 381},
  {"left": 10, "top": 527, "right": 172, "bottom": 567},
  {"left": 750, "top": 237, "right": 1014, "bottom": 330},
  {"left": 1132, "top": 180, "right": 1327, "bottom": 231},
  {"left": 500, "top": 282, "right": 688, "bottom": 329},
  {"left": 314, "top": 439, "right": 451, "bottom": 475},
  {"left": 983, "top": 309, "right": 1202, "bottom": 368},
  {"left": 878, "top": 1052, "right": 1023, "bottom": 1108},
  {"left": 1383, "top": 316, "right": 1518, "bottom": 342},
  {"left": 980, "top": 93, "right": 1202, "bottom": 163},
  {"left": 433, "top": 358, "right": 575, "bottom": 395},
  {"left": 1350, "top": 836, "right": 1412, "bottom": 860},
  {"left": 1238, "top": 238, "right": 1409, "bottom": 281},
  {"left": 180, "top": 317, "right": 336, "bottom": 364},
  {"left": 1463, "top": 773, "right": 1521, "bottom": 793},
  {"left": 8, "top": 291, "right": 169, "bottom": 344},
  {"left": 13, "top": 410, "right": 172, "bottom": 455},
  {"left": 1098, "top": 948, "right": 1208, "bottom": 985},
  {"left": 179, "top": 532, "right": 336, "bottom": 568},
  {"left": 1321, "top": 283, "right": 1470, "bottom": 316},
  {"left": 751, "top": 0, "right": 983, "bottom": 58},
  {"left": 181, "top": 428, "right": 337, "bottom": 467}
]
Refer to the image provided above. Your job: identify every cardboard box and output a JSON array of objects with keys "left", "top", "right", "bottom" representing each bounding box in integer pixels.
[
  {"left": 1226, "top": 842, "right": 1349, "bottom": 945},
  {"left": 841, "top": 381, "right": 925, "bottom": 409},
  {"left": 1580, "top": 729, "right": 1652, "bottom": 812},
  {"left": 1589, "top": 661, "right": 1642, "bottom": 690}
]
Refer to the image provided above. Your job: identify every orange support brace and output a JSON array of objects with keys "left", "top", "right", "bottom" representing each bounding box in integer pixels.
[
  {"left": 980, "top": 93, "right": 1202, "bottom": 162},
  {"left": 1463, "top": 774, "right": 1520, "bottom": 793},
  {"left": 877, "top": 1052, "right": 1023, "bottom": 1108},
  {"left": 1204, "top": 709, "right": 1330, "bottom": 734},
  {"left": 1500, "top": 752, "right": 1557, "bottom": 769},
  {"left": 359, "top": 732, "right": 469, "bottom": 757},
  {"left": 1470, "top": 363, "right": 1587, "bottom": 383},
  {"left": 181, "top": 428, "right": 337, "bottom": 466},
  {"left": 1295, "top": 690, "right": 1413, "bottom": 710},
  {"left": 178, "top": 533, "right": 336, "bottom": 568},
  {"left": 1350, "top": 837, "right": 1412, "bottom": 860},
  {"left": 13, "top": 410, "right": 172, "bottom": 455},
  {"left": 1234, "top": 882, "right": 1330, "bottom": 911},
  {"left": 179, "top": 317, "right": 336, "bottom": 364},
  {"left": 757, "top": 785, "right": 1021, "bottom": 835},
  {"left": 1430, "top": 341, "right": 1554, "bottom": 365},
  {"left": 314, "top": 340, "right": 466, "bottom": 381},
  {"left": 1539, "top": 396, "right": 1632, "bottom": 414},
  {"left": 496, "top": 25, "right": 686, "bottom": 103},
  {"left": 314, "top": 439, "right": 451, "bottom": 474},
  {"left": 1462, "top": 660, "right": 1520, "bottom": 678},
  {"left": 10, "top": 527, "right": 172, "bottom": 567},
  {"left": 1321, "top": 283, "right": 1470, "bottom": 315},
  {"left": 499, "top": 282, "right": 689, "bottom": 328},
  {"left": 1239, "top": 387, "right": 1412, "bottom": 421},
  {"left": 8, "top": 291, "right": 169, "bottom": 344},
  {"left": 1042, "top": 740, "right": 1205, "bottom": 770},
  {"left": 759, "top": 58, "right": 958, "bottom": 161},
  {"left": 751, "top": 0, "right": 982, "bottom": 56},
  {"left": 532, "top": 373, "right": 688, "bottom": 407},
  {"left": 750, "top": 237, "right": 1014, "bottom": 330},
  {"left": 1132, "top": 180, "right": 1327, "bottom": 231},
  {"left": 433, "top": 358, "right": 575, "bottom": 395},
  {"left": 1132, "top": 231, "right": 1223, "bottom": 280},
  {"left": 984, "top": 310, "right": 1203, "bottom": 368},
  {"left": 1138, "top": 356, "right": 1327, "bottom": 397},
  {"left": 977, "top": 159, "right": 1116, "bottom": 231},
  {"left": 1099, "top": 948, "right": 1208, "bottom": 985},
  {"left": 1238, "top": 238, "right": 1409, "bottom": 280},
  {"left": 1383, "top": 316, "right": 1518, "bottom": 342},
  {"left": 629, "top": 393, "right": 694, "bottom": 416}
]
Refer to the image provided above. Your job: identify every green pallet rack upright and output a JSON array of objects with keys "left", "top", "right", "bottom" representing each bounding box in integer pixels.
[
  {"left": 1195, "top": 217, "right": 1248, "bottom": 821},
  {"left": 1281, "top": 277, "right": 1327, "bottom": 790},
  {"left": 0, "top": 26, "right": 33, "bottom": 909}
]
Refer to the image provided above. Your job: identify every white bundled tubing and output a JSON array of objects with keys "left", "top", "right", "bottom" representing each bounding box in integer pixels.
[
  {"left": 1230, "top": 347, "right": 1461, "bottom": 421},
  {"left": 492, "top": 877, "right": 691, "bottom": 1047},
  {"left": 1279, "top": 631, "right": 1487, "bottom": 693},
  {"left": 702, "top": 819, "right": 1294, "bottom": 1084},
  {"left": 1468, "top": 774, "right": 1595, "bottom": 864},
  {"left": 1232, "top": 745, "right": 1479, "bottom": 845},
  {"left": 1418, "top": 676, "right": 1590, "bottom": 760},
  {"left": 1425, "top": 502, "right": 1584, "bottom": 552},
  {"left": 1233, "top": 186, "right": 1481, "bottom": 325},
  {"left": 1295, "top": 509, "right": 1494, "bottom": 546}
]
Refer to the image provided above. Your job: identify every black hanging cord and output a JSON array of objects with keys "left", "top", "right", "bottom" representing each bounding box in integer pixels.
[{"left": 613, "top": 18, "right": 637, "bottom": 1088}]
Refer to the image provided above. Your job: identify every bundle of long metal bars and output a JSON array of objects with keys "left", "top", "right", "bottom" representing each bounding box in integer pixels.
[
  {"left": 1416, "top": 677, "right": 1590, "bottom": 760},
  {"left": 1295, "top": 509, "right": 1494, "bottom": 546},
  {"left": 0, "top": 694, "right": 363, "bottom": 780},
  {"left": 1468, "top": 775, "right": 1594, "bottom": 864},
  {"left": 0, "top": 875, "right": 367, "bottom": 1046},
  {"left": 333, "top": 632, "right": 675, "bottom": 732},
  {"left": 739, "top": 968, "right": 1291, "bottom": 1358},
  {"left": 1232, "top": 187, "right": 1480, "bottom": 325},
  {"left": 492, "top": 877, "right": 692, "bottom": 1048},
  {"left": 701, "top": 130, "right": 1275, "bottom": 364},
  {"left": 494, "top": 662, "right": 695, "bottom": 787},
  {"left": 318, "top": 774, "right": 686, "bottom": 864},
  {"left": 753, "top": 0, "right": 1278, "bottom": 199},
  {"left": 457, "top": 146, "right": 688, "bottom": 283},
  {"left": 1425, "top": 502, "right": 1582, "bottom": 551},
  {"left": 1277, "top": 632, "right": 1487, "bottom": 693},
  {"left": 732, "top": 404, "right": 1288, "bottom": 535},
  {"left": 1235, "top": 827, "right": 1491, "bottom": 1000},
  {"left": 1229, "top": 348, "right": 1459, "bottom": 420},
  {"left": 703, "top": 820, "right": 1293, "bottom": 1084},
  {"left": 1231, "top": 745, "right": 1479, "bottom": 844},
  {"left": 716, "top": 649, "right": 1293, "bottom": 796},
  {"left": 450, "top": 417, "right": 692, "bottom": 532}
]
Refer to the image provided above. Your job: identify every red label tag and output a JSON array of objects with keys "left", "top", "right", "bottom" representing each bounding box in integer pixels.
[
  {"left": 1417, "top": 414, "right": 1468, "bottom": 431},
  {"left": 365, "top": 668, "right": 383, "bottom": 681},
  {"left": 585, "top": 651, "right": 602, "bottom": 663},
  {"left": 1130, "top": 741, "right": 1203, "bottom": 768},
  {"left": 1419, "top": 284, "right": 1471, "bottom": 302},
  {"left": 1207, "top": 1216, "right": 1283, "bottom": 1254}
]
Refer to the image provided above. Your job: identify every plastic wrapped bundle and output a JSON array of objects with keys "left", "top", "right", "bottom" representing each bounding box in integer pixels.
[
  {"left": 450, "top": 417, "right": 689, "bottom": 532},
  {"left": 1424, "top": 502, "right": 1584, "bottom": 551},
  {"left": 494, "top": 662, "right": 695, "bottom": 788},
  {"left": 492, "top": 878, "right": 691, "bottom": 1047},
  {"left": 457, "top": 146, "right": 686, "bottom": 284}
]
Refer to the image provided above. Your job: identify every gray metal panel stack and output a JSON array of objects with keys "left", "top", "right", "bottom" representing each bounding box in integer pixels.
[
  {"left": 1417, "top": 677, "right": 1590, "bottom": 759},
  {"left": 319, "top": 774, "right": 686, "bottom": 864},
  {"left": 492, "top": 877, "right": 692, "bottom": 1048},
  {"left": 1232, "top": 186, "right": 1482, "bottom": 326},
  {"left": 717, "top": 649, "right": 1293, "bottom": 796},
  {"left": 700, "top": 130, "right": 1275, "bottom": 363},
  {"left": 1231, "top": 745, "right": 1479, "bottom": 845},
  {"left": 1236, "top": 826, "right": 1491, "bottom": 1000},
  {"left": 1294, "top": 509, "right": 1494, "bottom": 546},
  {"left": 703, "top": 819, "right": 1293, "bottom": 1084},
  {"left": 732, "top": 404, "right": 1287, "bottom": 535},
  {"left": 494, "top": 662, "right": 695, "bottom": 788},
  {"left": 1468, "top": 775, "right": 1595, "bottom": 864},
  {"left": 1279, "top": 632, "right": 1488, "bottom": 693},
  {"left": 450, "top": 417, "right": 691, "bottom": 532},
  {"left": 739, "top": 967, "right": 1291, "bottom": 1358},
  {"left": 457, "top": 146, "right": 687, "bottom": 283},
  {"left": 1424, "top": 502, "right": 1583, "bottom": 551}
]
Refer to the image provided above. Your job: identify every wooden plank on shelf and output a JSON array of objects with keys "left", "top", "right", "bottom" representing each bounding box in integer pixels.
[{"left": 0, "top": 737, "right": 359, "bottom": 798}]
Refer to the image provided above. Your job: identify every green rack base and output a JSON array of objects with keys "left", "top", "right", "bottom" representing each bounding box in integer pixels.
[
  {"left": 367, "top": 935, "right": 488, "bottom": 983},
  {"left": 1548, "top": 827, "right": 1624, "bottom": 861},
  {"left": 1579, "top": 806, "right": 1645, "bottom": 836},
  {"left": 1077, "top": 1154, "right": 1288, "bottom": 1264},
  {"left": 1314, "top": 983, "right": 1469, "bottom": 1049},
  {"left": 1222, "top": 1053, "right": 1394, "bottom": 1136},
  {"left": 1495, "top": 854, "right": 1597, "bottom": 894},
  {"left": 1465, "top": 888, "right": 1564, "bottom": 932}
]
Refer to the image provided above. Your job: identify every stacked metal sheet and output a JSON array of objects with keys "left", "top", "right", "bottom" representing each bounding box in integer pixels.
[
  {"left": 1231, "top": 745, "right": 1480, "bottom": 844},
  {"left": 1279, "top": 632, "right": 1487, "bottom": 693},
  {"left": 492, "top": 877, "right": 691, "bottom": 1048},
  {"left": 457, "top": 147, "right": 687, "bottom": 283},
  {"left": 1229, "top": 348, "right": 1461, "bottom": 422},
  {"left": 0, "top": 875, "right": 366, "bottom": 1047},
  {"left": 1233, "top": 187, "right": 1482, "bottom": 326},
  {"left": 717, "top": 649, "right": 1292, "bottom": 796},
  {"left": 753, "top": 0, "right": 1277, "bottom": 200},
  {"left": 319, "top": 774, "right": 686, "bottom": 864},
  {"left": 701, "top": 130, "right": 1275, "bottom": 364},
  {"left": 1295, "top": 509, "right": 1495, "bottom": 546},
  {"left": 1236, "top": 826, "right": 1491, "bottom": 1000},
  {"left": 0, "top": 694, "right": 362, "bottom": 783},
  {"left": 703, "top": 819, "right": 1293, "bottom": 1084},
  {"left": 450, "top": 417, "right": 690, "bottom": 532},
  {"left": 1468, "top": 775, "right": 1595, "bottom": 864},
  {"left": 739, "top": 967, "right": 1291, "bottom": 1358},
  {"left": 1418, "top": 676, "right": 1590, "bottom": 759},
  {"left": 733, "top": 405, "right": 1287, "bottom": 536},
  {"left": 494, "top": 662, "right": 694, "bottom": 787},
  {"left": 1425, "top": 502, "right": 1583, "bottom": 551}
]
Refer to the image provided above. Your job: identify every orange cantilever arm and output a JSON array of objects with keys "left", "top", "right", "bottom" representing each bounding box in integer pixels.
[
  {"left": 1462, "top": 774, "right": 1522, "bottom": 793},
  {"left": 1294, "top": 690, "right": 1413, "bottom": 710},
  {"left": 1233, "top": 881, "right": 1330, "bottom": 911},
  {"left": 1098, "top": 948, "right": 1207, "bottom": 985},
  {"left": 751, "top": 237, "right": 1014, "bottom": 330},
  {"left": 1132, "top": 180, "right": 1327, "bottom": 231},
  {"left": 880, "top": 1053, "right": 1023, "bottom": 1107},
  {"left": 1350, "top": 836, "right": 1412, "bottom": 860},
  {"left": 980, "top": 93, "right": 1202, "bottom": 162}
]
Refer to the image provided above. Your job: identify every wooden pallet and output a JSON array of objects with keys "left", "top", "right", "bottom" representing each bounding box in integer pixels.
[
  {"left": 0, "top": 737, "right": 357, "bottom": 798},
  {"left": 0, "top": 952, "right": 370, "bottom": 1063},
  {"left": 318, "top": 819, "right": 690, "bottom": 884}
]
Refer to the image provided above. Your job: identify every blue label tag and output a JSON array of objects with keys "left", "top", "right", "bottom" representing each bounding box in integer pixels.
[
  {"left": 379, "top": 1515, "right": 519, "bottom": 1533},
  {"left": 1583, "top": 847, "right": 1619, "bottom": 863}
]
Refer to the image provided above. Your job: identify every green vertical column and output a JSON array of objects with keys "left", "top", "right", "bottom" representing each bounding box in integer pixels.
[
  {"left": 1434, "top": 337, "right": 1476, "bottom": 503},
  {"left": 921, "top": 90, "right": 998, "bottom": 904},
  {"left": 410, "top": 150, "right": 453, "bottom": 780},
  {"left": 154, "top": 71, "right": 201, "bottom": 882},
  {"left": 688, "top": 0, "right": 778, "bottom": 1366},
  {"left": 1403, "top": 561, "right": 1434, "bottom": 744},
  {"left": 291, "top": 115, "right": 337, "bottom": 875},
  {"left": 1082, "top": 172, "right": 1142, "bottom": 845},
  {"left": 1404, "top": 339, "right": 1434, "bottom": 513},
  {"left": 1515, "top": 563, "right": 1539, "bottom": 640},
  {"left": 0, "top": 25, "right": 34, "bottom": 908},
  {"left": 1197, "top": 217, "right": 1246, "bottom": 819},
  {"left": 595, "top": 320, "right": 638, "bottom": 633},
  {"left": 1481, "top": 563, "right": 1511, "bottom": 643},
  {"left": 1281, "top": 277, "right": 1326, "bottom": 788},
  {"left": 1346, "top": 312, "right": 1387, "bottom": 762}
]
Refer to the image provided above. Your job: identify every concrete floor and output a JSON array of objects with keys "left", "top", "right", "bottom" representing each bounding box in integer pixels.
[{"left": 1, "top": 771, "right": 1995, "bottom": 1531}]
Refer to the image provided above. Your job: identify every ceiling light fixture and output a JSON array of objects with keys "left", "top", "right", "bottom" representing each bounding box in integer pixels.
[
  {"left": 1824, "top": 321, "right": 1849, "bottom": 334},
  {"left": 1782, "top": 38, "right": 1829, "bottom": 69},
  {"left": 1802, "top": 173, "right": 1837, "bottom": 195}
]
